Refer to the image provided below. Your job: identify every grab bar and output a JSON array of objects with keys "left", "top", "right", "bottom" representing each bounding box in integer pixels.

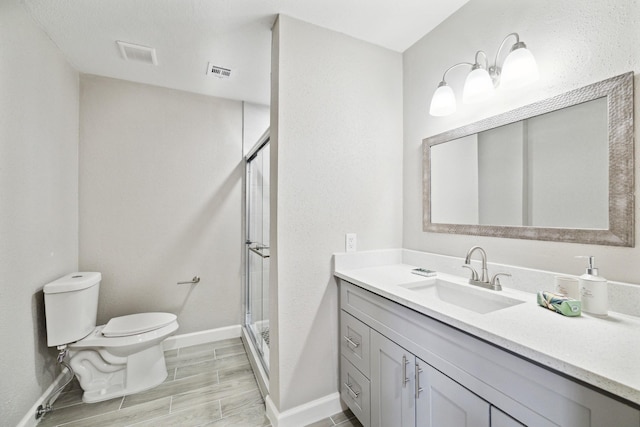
[
  {"left": 249, "top": 246, "right": 270, "bottom": 259},
  {"left": 177, "top": 276, "right": 200, "bottom": 285}
]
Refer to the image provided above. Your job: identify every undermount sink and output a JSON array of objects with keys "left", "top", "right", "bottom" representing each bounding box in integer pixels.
[{"left": 398, "top": 277, "right": 525, "bottom": 314}]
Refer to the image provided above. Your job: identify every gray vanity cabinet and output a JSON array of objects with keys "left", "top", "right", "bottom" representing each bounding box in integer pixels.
[
  {"left": 370, "top": 330, "right": 416, "bottom": 427},
  {"left": 490, "top": 407, "right": 525, "bottom": 427},
  {"left": 339, "top": 279, "right": 640, "bottom": 427},
  {"left": 417, "top": 362, "right": 490, "bottom": 427},
  {"left": 369, "top": 330, "right": 491, "bottom": 427}
]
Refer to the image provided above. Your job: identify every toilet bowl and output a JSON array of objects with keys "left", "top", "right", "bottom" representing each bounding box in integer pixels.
[
  {"left": 43, "top": 273, "right": 179, "bottom": 403},
  {"left": 68, "top": 313, "right": 178, "bottom": 403}
]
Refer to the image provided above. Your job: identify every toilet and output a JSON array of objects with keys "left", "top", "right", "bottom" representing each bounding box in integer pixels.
[{"left": 43, "top": 272, "right": 179, "bottom": 403}]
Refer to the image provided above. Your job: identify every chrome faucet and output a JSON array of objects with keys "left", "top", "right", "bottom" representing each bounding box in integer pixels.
[
  {"left": 465, "top": 246, "right": 489, "bottom": 283},
  {"left": 462, "top": 246, "right": 510, "bottom": 291}
]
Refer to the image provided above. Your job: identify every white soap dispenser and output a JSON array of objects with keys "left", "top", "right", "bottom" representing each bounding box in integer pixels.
[{"left": 576, "top": 256, "right": 608, "bottom": 316}]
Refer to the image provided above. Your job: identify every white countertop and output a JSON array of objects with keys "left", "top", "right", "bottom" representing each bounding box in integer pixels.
[{"left": 335, "top": 263, "right": 640, "bottom": 406}]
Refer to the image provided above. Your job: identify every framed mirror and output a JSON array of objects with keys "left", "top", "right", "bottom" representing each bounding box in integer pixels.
[{"left": 423, "top": 72, "right": 634, "bottom": 246}]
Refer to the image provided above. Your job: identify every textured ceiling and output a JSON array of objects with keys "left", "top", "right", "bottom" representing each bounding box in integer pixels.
[{"left": 23, "top": 0, "right": 469, "bottom": 105}]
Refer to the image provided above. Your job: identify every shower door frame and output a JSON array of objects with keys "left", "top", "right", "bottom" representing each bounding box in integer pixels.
[{"left": 244, "top": 130, "right": 270, "bottom": 377}]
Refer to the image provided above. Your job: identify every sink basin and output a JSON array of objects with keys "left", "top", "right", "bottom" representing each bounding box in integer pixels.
[{"left": 398, "top": 278, "right": 525, "bottom": 314}]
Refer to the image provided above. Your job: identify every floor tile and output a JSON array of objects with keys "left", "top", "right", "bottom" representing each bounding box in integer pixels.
[
  {"left": 38, "top": 396, "right": 123, "bottom": 427},
  {"left": 217, "top": 361, "right": 254, "bottom": 382},
  {"left": 306, "top": 419, "right": 334, "bottom": 427},
  {"left": 219, "top": 388, "right": 263, "bottom": 417},
  {"left": 202, "top": 400, "right": 270, "bottom": 427},
  {"left": 175, "top": 353, "right": 248, "bottom": 380},
  {"left": 129, "top": 400, "right": 222, "bottom": 427},
  {"left": 335, "top": 417, "right": 363, "bottom": 427},
  {"left": 211, "top": 337, "right": 242, "bottom": 350},
  {"left": 331, "top": 409, "right": 355, "bottom": 424},
  {"left": 215, "top": 343, "right": 246, "bottom": 359},
  {"left": 62, "top": 397, "right": 170, "bottom": 427},
  {"left": 170, "top": 375, "right": 258, "bottom": 413},
  {"left": 165, "top": 344, "right": 216, "bottom": 370},
  {"left": 121, "top": 370, "right": 218, "bottom": 408}
]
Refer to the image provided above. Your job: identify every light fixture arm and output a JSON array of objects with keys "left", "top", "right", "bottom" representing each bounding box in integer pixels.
[
  {"left": 489, "top": 32, "right": 520, "bottom": 83},
  {"left": 440, "top": 62, "right": 474, "bottom": 83}
]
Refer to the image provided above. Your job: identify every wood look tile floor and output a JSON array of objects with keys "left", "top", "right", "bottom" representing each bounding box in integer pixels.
[{"left": 37, "top": 338, "right": 360, "bottom": 427}]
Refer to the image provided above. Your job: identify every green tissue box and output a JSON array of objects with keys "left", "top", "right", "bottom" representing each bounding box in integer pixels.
[{"left": 537, "top": 291, "right": 581, "bottom": 317}]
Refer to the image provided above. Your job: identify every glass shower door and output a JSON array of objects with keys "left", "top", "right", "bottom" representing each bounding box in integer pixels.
[{"left": 245, "top": 137, "right": 270, "bottom": 373}]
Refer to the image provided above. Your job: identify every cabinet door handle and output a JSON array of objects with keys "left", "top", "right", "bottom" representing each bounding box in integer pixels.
[
  {"left": 415, "top": 364, "right": 424, "bottom": 397},
  {"left": 344, "top": 336, "right": 360, "bottom": 348},
  {"left": 345, "top": 382, "right": 360, "bottom": 399},
  {"left": 402, "top": 355, "right": 409, "bottom": 388}
]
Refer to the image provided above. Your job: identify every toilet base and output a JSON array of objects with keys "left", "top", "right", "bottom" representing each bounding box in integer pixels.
[{"left": 72, "top": 343, "right": 169, "bottom": 403}]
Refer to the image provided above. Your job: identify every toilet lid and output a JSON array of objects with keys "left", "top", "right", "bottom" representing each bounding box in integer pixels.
[{"left": 102, "top": 312, "right": 177, "bottom": 337}]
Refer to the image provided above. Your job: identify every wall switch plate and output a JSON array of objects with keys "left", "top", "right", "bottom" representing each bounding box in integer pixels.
[{"left": 345, "top": 233, "right": 357, "bottom": 253}]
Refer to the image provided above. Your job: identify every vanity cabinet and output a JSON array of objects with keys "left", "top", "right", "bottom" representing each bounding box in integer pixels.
[
  {"left": 417, "top": 361, "right": 490, "bottom": 427},
  {"left": 339, "top": 279, "right": 640, "bottom": 427},
  {"left": 370, "top": 330, "right": 415, "bottom": 426},
  {"left": 370, "top": 329, "right": 490, "bottom": 427}
]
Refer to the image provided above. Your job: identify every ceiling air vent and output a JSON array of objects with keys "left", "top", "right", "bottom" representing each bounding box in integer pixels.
[
  {"left": 207, "top": 62, "right": 231, "bottom": 79},
  {"left": 116, "top": 41, "right": 158, "bottom": 65}
]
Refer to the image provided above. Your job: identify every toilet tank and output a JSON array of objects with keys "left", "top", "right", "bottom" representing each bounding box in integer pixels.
[{"left": 43, "top": 272, "right": 101, "bottom": 347}]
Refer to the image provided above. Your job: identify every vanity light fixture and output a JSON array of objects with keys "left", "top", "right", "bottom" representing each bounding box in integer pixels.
[{"left": 429, "top": 33, "right": 539, "bottom": 117}]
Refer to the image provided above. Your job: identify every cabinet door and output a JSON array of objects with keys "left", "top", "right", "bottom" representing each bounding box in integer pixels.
[
  {"left": 370, "top": 330, "right": 415, "bottom": 427},
  {"left": 491, "top": 406, "right": 525, "bottom": 427},
  {"left": 416, "top": 359, "right": 489, "bottom": 427}
]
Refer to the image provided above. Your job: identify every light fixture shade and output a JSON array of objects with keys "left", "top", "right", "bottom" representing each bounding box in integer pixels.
[
  {"left": 462, "top": 67, "right": 495, "bottom": 104},
  {"left": 429, "top": 83, "right": 456, "bottom": 117},
  {"left": 500, "top": 45, "right": 539, "bottom": 89}
]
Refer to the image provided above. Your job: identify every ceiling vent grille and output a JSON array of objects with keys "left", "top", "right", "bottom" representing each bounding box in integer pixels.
[
  {"left": 207, "top": 63, "right": 231, "bottom": 79},
  {"left": 116, "top": 41, "right": 158, "bottom": 65}
]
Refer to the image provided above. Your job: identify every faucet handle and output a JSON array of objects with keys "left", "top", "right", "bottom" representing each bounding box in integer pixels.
[
  {"left": 490, "top": 273, "right": 512, "bottom": 290},
  {"left": 461, "top": 265, "right": 479, "bottom": 281}
]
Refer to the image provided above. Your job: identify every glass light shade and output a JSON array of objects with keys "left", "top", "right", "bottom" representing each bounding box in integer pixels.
[
  {"left": 429, "top": 83, "right": 456, "bottom": 117},
  {"left": 500, "top": 45, "right": 539, "bottom": 90},
  {"left": 462, "top": 67, "right": 495, "bottom": 104}
]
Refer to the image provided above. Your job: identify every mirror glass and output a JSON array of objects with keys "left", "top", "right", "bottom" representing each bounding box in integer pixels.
[{"left": 423, "top": 72, "right": 634, "bottom": 246}]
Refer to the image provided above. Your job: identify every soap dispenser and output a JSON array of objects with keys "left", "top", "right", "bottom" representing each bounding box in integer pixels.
[{"left": 576, "top": 256, "right": 608, "bottom": 316}]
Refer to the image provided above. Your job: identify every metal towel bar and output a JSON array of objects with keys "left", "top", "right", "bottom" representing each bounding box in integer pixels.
[
  {"left": 248, "top": 246, "right": 270, "bottom": 259},
  {"left": 177, "top": 276, "right": 200, "bottom": 285}
]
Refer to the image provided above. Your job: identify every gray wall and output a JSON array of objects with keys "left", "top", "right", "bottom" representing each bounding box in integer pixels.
[
  {"left": 270, "top": 15, "right": 403, "bottom": 411},
  {"left": 403, "top": 0, "right": 640, "bottom": 283},
  {"left": 79, "top": 75, "right": 244, "bottom": 333},
  {"left": 0, "top": 1, "right": 79, "bottom": 425}
]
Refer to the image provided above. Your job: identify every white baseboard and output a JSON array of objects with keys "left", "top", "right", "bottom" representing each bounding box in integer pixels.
[
  {"left": 266, "top": 392, "right": 346, "bottom": 427},
  {"left": 17, "top": 368, "right": 71, "bottom": 427},
  {"left": 163, "top": 324, "right": 241, "bottom": 351}
]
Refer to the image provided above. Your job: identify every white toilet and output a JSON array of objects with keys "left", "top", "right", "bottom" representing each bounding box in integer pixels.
[{"left": 43, "top": 272, "right": 179, "bottom": 403}]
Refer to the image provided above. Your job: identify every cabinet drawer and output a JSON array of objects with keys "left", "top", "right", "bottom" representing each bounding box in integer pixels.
[
  {"left": 341, "top": 310, "right": 370, "bottom": 376},
  {"left": 341, "top": 356, "right": 371, "bottom": 427}
]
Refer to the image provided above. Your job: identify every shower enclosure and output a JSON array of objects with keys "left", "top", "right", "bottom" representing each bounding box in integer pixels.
[{"left": 244, "top": 132, "right": 270, "bottom": 375}]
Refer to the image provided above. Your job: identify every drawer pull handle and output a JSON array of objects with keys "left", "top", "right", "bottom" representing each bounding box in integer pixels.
[
  {"left": 345, "top": 382, "right": 360, "bottom": 398},
  {"left": 344, "top": 336, "right": 360, "bottom": 348}
]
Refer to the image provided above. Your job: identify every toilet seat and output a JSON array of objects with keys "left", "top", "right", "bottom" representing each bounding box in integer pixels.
[
  {"left": 69, "top": 313, "right": 178, "bottom": 349},
  {"left": 102, "top": 313, "right": 177, "bottom": 337}
]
